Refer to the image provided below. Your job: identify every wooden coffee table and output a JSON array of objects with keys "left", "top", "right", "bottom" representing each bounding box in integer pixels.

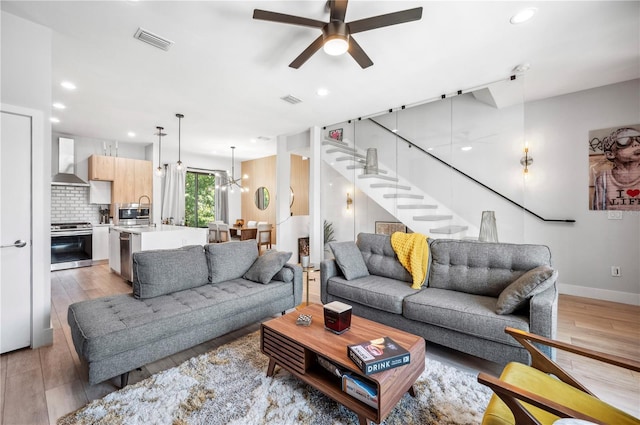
[{"left": 260, "top": 304, "right": 425, "bottom": 425}]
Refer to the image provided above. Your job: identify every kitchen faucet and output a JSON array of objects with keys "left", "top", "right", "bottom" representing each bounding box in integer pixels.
[{"left": 138, "top": 195, "right": 151, "bottom": 206}]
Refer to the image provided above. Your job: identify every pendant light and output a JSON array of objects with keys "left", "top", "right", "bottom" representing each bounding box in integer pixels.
[
  {"left": 218, "top": 146, "right": 245, "bottom": 192},
  {"left": 155, "top": 126, "right": 166, "bottom": 177},
  {"left": 175, "top": 113, "right": 184, "bottom": 170}
]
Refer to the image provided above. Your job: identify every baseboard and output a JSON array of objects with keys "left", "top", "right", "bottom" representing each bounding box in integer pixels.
[{"left": 558, "top": 283, "right": 640, "bottom": 306}]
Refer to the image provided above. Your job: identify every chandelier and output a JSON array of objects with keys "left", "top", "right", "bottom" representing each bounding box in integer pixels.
[{"left": 216, "top": 146, "right": 247, "bottom": 192}]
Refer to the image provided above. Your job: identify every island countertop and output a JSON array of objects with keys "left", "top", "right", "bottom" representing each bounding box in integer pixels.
[{"left": 112, "top": 224, "right": 202, "bottom": 234}]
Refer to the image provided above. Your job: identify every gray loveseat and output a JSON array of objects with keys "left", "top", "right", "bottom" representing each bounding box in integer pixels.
[
  {"left": 321, "top": 233, "right": 558, "bottom": 365},
  {"left": 68, "top": 240, "right": 302, "bottom": 386}
]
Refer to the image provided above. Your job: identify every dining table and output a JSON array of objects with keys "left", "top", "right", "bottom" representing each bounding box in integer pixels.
[{"left": 230, "top": 226, "right": 257, "bottom": 241}]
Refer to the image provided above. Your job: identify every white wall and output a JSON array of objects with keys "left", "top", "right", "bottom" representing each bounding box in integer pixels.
[
  {"left": 523, "top": 79, "right": 640, "bottom": 304},
  {"left": 1, "top": 11, "right": 53, "bottom": 347}
]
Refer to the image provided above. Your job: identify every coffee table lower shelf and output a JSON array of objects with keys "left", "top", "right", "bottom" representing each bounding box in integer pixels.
[{"left": 260, "top": 305, "right": 425, "bottom": 425}]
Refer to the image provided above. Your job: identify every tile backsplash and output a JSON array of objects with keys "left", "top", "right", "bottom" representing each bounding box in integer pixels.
[{"left": 51, "top": 186, "right": 101, "bottom": 224}]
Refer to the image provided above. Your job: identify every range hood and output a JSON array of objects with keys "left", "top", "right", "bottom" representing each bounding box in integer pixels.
[{"left": 51, "top": 137, "right": 90, "bottom": 186}]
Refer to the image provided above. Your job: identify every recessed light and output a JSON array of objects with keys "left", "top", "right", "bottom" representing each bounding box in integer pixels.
[
  {"left": 317, "top": 88, "right": 329, "bottom": 96},
  {"left": 52, "top": 102, "right": 66, "bottom": 109},
  {"left": 60, "top": 81, "right": 76, "bottom": 90},
  {"left": 391, "top": 129, "right": 398, "bottom": 133},
  {"left": 427, "top": 147, "right": 434, "bottom": 151},
  {"left": 50, "top": 117, "right": 60, "bottom": 123},
  {"left": 512, "top": 63, "right": 531, "bottom": 73},
  {"left": 510, "top": 7, "right": 537, "bottom": 24},
  {"left": 461, "top": 146, "right": 472, "bottom": 151},
  {"left": 127, "top": 132, "right": 136, "bottom": 137}
]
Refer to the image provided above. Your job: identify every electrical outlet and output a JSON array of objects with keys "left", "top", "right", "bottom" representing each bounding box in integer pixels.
[
  {"left": 607, "top": 211, "right": 623, "bottom": 220},
  {"left": 611, "top": 266, "right": 621, "bottom": 277}
]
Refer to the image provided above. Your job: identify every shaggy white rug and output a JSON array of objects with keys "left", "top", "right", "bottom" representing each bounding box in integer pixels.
[{"left": 58, "top": 332, "right": 492, "bottom": 425}]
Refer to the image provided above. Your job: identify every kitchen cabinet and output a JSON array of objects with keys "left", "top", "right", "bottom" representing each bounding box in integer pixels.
[
  {"left": 88, "top": 155, "right": 115, "bottom": 181},
  {"left": 92, "top": 225, "right": 110, "bottom": 261},
  {"left": 111, "top": 158, "right": 153, "bottom": 205},
  {"left": 89, "top": 181, "right": 111, "bottom": 204}
]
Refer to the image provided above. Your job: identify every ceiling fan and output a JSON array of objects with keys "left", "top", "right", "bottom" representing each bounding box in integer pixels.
[{"left": 253, "top": 0, "right": 423, "bottom": 69}]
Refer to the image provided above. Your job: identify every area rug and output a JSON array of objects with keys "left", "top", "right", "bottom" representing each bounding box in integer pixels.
[{"left": 58, "top": 332, "right": 492, "bottom": 425}]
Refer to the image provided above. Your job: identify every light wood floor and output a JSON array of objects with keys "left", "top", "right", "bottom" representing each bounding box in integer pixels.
[{"left": 1, "top": 264, "right": 638, "bottom": 424}]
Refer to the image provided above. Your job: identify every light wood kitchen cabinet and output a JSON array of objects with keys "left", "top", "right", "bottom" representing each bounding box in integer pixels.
[
  {"left": 111, "top": 158, "right": 152, "bottom": 204},
  {"left": 88, "top": 155, "right": 116, "bottom": 181},
  {"left": 134, "top": 159, "right": 153, "bottom": 202}
]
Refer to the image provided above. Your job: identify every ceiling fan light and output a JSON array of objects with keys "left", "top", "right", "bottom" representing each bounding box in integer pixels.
[{"left": 323, "top": 37, "right": 349, "bottom": 56}]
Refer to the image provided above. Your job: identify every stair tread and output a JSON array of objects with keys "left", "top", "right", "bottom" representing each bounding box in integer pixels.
[
  {"left": 413, "top": 214, "right": 453, "bottom": 221},
  {"left": 336, "top": 156, "right": 365, "bottom": 162},
  {"left": 430, "top": 225, "right": 469, "bottom": 234},
  {"left": 323, "top": 139, "right": 349, "bottom": 147},
  {"left": 346, "top": 164, "right": 388, "bottom": 174},
  {"left": 326, "top": 148, "right": 365, "bottom": 158},
  {"left": 370, "top": 183, "right": 410, "bottom": 190},
  {"left": 357, "top": 174, "right": 399, "bottom": 182},
  {"left": 383, "top": 194, "right": 424, "bottom": 199},
  {"left": 397, "top": 204, "right": 437, "bottom": 209}
]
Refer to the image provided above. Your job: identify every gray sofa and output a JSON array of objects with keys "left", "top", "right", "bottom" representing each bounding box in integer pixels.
[
  {"left": 321, "top": 233, "right": 558, "bottom": 365},
  {"left": 68, "top": 240, "right": 302, "bottom": 385}
]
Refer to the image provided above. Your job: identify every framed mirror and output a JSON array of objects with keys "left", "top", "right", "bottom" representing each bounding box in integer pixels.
[
  {"left": 255, "top": 186, "right": 270, "bottom": 210},
  {"left": 290, "top": 187, "right": 294, "bottom": 207}
]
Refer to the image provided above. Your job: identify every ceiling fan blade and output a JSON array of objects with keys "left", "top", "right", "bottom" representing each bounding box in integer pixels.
[
  {"left": 329, "top": 0, "right": 348, "bottom": 23},
  {"left": 289, "top": 35, "right": 325, "bottom": 68},
  {"left": 347, "top": 7, "right": 423, "bottom": 34},
  {"left": 253, "top": 9, "right": 326, "bottom": 29},
  {"left": 348, "top": 36, "right": 373, "bottom": 69}
]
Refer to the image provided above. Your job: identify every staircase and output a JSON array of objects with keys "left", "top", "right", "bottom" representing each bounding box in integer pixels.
[{"left": 322, "top": 138, "right": 477, "bottom": 239}]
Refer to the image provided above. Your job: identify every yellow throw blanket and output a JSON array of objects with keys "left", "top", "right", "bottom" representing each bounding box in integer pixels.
[{"left": 390, "top": 232, "right": 429, "bottom": 289}]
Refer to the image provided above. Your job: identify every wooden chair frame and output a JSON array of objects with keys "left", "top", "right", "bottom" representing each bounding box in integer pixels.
[{"left": 477, "top": 327, "right": 640, "bottom": 425}]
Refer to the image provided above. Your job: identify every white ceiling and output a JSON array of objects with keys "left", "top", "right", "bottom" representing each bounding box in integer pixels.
[{"left": 2, "top": 1, "right": 639, "bottom": 161}]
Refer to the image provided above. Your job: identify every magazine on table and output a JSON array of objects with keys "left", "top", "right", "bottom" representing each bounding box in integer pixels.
[{"left": 347, "top": 336, "right": 410, "bottom": 375}]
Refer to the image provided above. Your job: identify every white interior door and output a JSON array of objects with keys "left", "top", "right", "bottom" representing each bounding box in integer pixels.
[{"left": 1, "top": 110, "right": 32, "bottom": 353}]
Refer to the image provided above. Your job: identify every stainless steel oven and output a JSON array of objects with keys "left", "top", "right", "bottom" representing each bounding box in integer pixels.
[
  {"left": 51, "top": 222, "right": 93, "bottom": 271},
  {"left": 114, "top": 203, "right": 151, "bottom": 227}
]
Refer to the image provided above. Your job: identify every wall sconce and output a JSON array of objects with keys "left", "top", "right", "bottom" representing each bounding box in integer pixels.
[
  {"left": 346, "top": 192, "right": 353, "bottom": 210},
  {"left": 520, "top": 142, "right": 533, "bottom": 174}
]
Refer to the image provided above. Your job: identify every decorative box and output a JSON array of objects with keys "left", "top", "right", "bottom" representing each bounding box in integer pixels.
[{"left": 323, "top": 301, "right": 352, "bottom": 334}]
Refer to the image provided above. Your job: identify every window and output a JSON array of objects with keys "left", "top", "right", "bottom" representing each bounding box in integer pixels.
[{"left": 185, "top": 171, "right": 216, "bottom": 227}]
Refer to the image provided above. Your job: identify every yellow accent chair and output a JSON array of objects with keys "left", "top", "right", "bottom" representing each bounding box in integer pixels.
[{"left": 478, "top": 327, "right": 640, "bottom": 425}]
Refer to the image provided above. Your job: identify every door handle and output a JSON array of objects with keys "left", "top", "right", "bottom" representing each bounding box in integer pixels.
[{"left": 1, "top": 240, "right": 27, "bottom": 248}]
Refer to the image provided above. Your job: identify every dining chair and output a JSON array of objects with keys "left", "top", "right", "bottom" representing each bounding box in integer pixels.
[
  {"left": 477, "top": 327, "right": 640, "bottom": 425},
  {"left": 207, "top": 222, "right": 218, "bottom": 243},
  {"left": 256, "top": 223, "right": 272, "bottom": 254},
  {"left": 217, "top": 223, "right": 230, "bottom": 243},
  {"left": 247, "top": 220, "right": 257, "bottom": 228}
]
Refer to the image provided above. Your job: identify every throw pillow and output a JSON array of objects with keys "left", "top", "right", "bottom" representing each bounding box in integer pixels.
[
  {"left": 330, "top": 241, "right": 370, "bottom": 280},
  {"left": 205, "top": 240, "right": 258, "bottom": 284},
  {"left": 496, "top": 265, "right": 557, "bottom": 314},
  {"left": 272, "top": 266, "right": 294, "bottom": 283},
  {"left": 244, "top": 250, "right": 292, "bottom": 284}
]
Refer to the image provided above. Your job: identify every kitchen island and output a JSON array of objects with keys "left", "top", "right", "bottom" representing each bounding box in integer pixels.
[{"left": 109, "top": 225, "right": 208, "bottom": 280}]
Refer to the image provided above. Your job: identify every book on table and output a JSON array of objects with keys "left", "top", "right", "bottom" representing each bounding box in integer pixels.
[{"left": 347, "top": 336, "right": 410, "bottom": 375}]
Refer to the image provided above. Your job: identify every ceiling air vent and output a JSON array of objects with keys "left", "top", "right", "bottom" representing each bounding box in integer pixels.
[
  {"left": 280, "top": 95, "right": 302, "bottom": 105},
  {"left": 134, "top": 27, "right": 174, "bottom": 51}
]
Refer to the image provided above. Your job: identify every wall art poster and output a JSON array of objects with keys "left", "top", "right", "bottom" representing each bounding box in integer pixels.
[
  {"left": 375, "top": 221, "right": 408, "bottom": 235},
  {"left": 329, "top": 128, "right": 343, "bottom": 141},
  {"left": 589, "top": 124, "right": 640, "bottom": 211}
]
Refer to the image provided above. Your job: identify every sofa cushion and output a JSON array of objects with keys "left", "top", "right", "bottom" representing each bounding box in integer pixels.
[
  {"left": 330, "top": 241, "right": 370, "bottom": 280},
  {"left": 205, "top": 240, "right": 258, "bottom": 284},
  {"left": 132, "top": 245, "right": 208, "bottom": 299},
  {"left": 496, "top": 266, "right": 557, "bottom": 314},
  {"left": 357, "top": 233, "right": 412, "bottom": 283},
  {"left": 326, "top": 275, "right": 417, "bottom": 314},
  {"left": 403, "top": 288, "right": 529, "bottom": 347},
  {"left": 428, "top": 239, "right": 552, "bottom": 297},
  {"left": 244, "top": 250, "right": 292, "bottom": 284}
]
